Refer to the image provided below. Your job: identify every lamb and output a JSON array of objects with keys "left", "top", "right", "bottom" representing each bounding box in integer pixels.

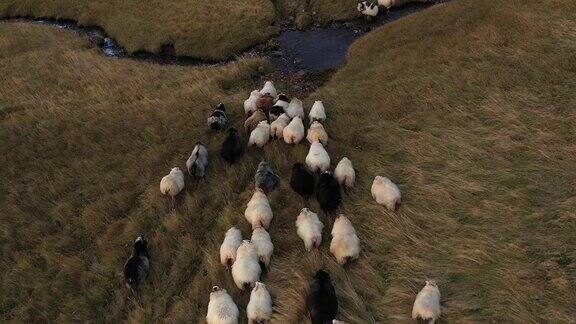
[
  {"left": 247, "top": 282, "right": 273, "bottom": 324},
  {"left": 283, "top": 116, "right": 305, "bottom": 144},
  {"left": 206, "top": 286, "right": 240, "bottom": 324},
  {"left": 160, "top": 167, "right": 185, "bottom": 198},
  {"left": 316, "top": 171, "right": 342, "bottom": 216},
  {"left": 306, "top": 121, "right": 329, "bottom": 146},
  {"left": 260, "top": 80, "right": 278, "bottom": 99},
  {"left": 248, "top": 121, "right": 270, "bottom": 148},
  {"left": 306, "top": 142, "right": 331, "bottom": 173},
  {"left": 307, "top": 270, "right": 338, "bottom": 324},
  {"left": 270, "top": 113, "right": 290, "bottom": 139},
  {"left": 251, "top": 227, "right": 274, "bottom": 269},
  {"left": 123, "top": 236, "right": 150, "bottom": 290},
  {"left": 256, "top": 93, "right": 274, "bottom": 116},
  {"left": 244, "top": 188, "right": 273, "bottom": 229},
  {"left": 231, "top": 240, "right": 261, "bottom": 290},
  {"left": 186, "top": 141, "right": 208, "bottom": 178},
  {"left": 244, "top": 109, "right": 268, "bottom": 134},
  {"left": 309, "top": 100, "right": 326, "bottom": 124},
  {"left": 357, "top": 1, "right": 379, "bottom": 18},
  {"left": 220, "top": 227, "right": 243, "bottom": 267},
  {"left": 371, "top": 176, "right": 401, "bottom": 211},
  {"left": 412, "top": 280, "right": 441, "bottom": 324},
  {"left": 296, "top": 208, "right": 324, "bottom": 251},
  {"left": 244, "top": 90, "right": 262, "bottom": 117},
  {"left": 220, "top": 128, "right": 243, "bottom": 165},
  {"left": 330, "top": 215, "right": 360, "bottom": 265},
  {"left": 290, "top": 162, "right": 316, "bottom": 201},
  {"left": 270, "top": 94, "right": 289, "bottom": 121},
  {"left": 286, "top": 97, "right": 305, "bottom": 119},
  {"left": 254, "top": 161, "right": 280, "bottom": 193},
  {"left": 334, "top": 157, "right": 355, "bottom": 192},
  {"left": 207, "top": 103, "right": 228, "bottom": 131}
]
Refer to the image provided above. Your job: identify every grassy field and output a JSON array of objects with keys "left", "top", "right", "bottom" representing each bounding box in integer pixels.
[
  {"left": 1, "top": 0, "right": 576, "bottom": 322},
  {"left": 0, "top": 0, "right": 276, "bottom": 60}
]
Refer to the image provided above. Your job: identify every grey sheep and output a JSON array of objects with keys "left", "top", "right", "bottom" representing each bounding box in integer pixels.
[{"left": 254, "top": 161, "right": 280, "bottom": 193}]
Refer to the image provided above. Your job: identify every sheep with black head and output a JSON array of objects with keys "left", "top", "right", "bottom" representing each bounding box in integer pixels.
[
  {"left": 207, "top": 103, "right": 228, "bottom": 131},
  {"left": 316, "top": 171, "right": 342, "bottom": 216},
  {"left": 307, "top": 270, "right": 338, "bottom": 324},
  {"left": 123, "top": 236, "right": 150, "bottom": 290},
  {"left": 220, "top": 128, "right": 243, "bottom": 165},
  {"left": 290, "top": 162, "right": 316, "bottom": 201}
]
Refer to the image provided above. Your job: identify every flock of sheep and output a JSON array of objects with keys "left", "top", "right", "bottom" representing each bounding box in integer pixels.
[{"left": 123, "top": 80, "right": 441, "bottom": 323}]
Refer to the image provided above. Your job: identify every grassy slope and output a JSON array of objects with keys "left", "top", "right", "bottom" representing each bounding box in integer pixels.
[
  {"left": 1, "top": 0, "right": 575, "bottom": 323},
  {"left": 0, "top": 22, "right": 273, "bottom": 322},
  {"left": 301, "top": 0, "right": 575, "bottom": 322},
  {"left": 0, "top": 0, "right": 276, "bottom": 60}
]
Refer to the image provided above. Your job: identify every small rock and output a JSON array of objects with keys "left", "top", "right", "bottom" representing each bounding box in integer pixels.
[{"left": 295, "top": 11, "right": 313, "bottom": 30}]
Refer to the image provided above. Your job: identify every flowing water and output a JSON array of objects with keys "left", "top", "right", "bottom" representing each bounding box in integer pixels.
[{"left": 27, "top": 2, "right": 435, "bottom": 72}]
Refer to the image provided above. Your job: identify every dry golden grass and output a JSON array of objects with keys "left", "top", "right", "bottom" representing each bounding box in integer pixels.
[
  {"left": 1, "top": 0, "right": 576, "bottom": 322},
  {"left": 0, "top": 0, "right": 276, "bottom": 60}
]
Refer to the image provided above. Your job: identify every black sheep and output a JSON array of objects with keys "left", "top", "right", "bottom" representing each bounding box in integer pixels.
[
  {"left": 220, "top": 128, "right": 243, "bottom": 165},
  {"left": 207, "top": 103, "right": 228, "bottom": 131},
  {"left": 290, "top": 162, "right": 315, "bottom": 201},
  {"left": 124, "top": 236, "right": 151, "bottom": 290},
  {"left": 316, "top": 171, "right": 341, "bottom": 215},
  {"left": 307, "top": 270, "right": 338, "bottom": 324}
]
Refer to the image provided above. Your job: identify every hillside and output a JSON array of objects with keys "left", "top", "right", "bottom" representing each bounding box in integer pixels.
[
  {"left": 0, "top": 0, "right": 276, "bottom": 60},
  {"left": 1, "top": 0, "right": 575, "bottom": 322}
]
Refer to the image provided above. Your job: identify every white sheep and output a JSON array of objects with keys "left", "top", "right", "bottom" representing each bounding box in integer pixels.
[
  {"left": 412, "top": 280, "right": 441, "bottom": 324},
  {"left": 251, "top": 227, "right": 273, "bottom": 269},
  {"left": 232, "top": 240, "right": 261, "bottom": 290},
  {"left": 220, "top": 227, "right": 243, "bottom": 267},
  {"left": 260, "top": 80, "right": 278, "bottom": 99},
  {"left": 305, "top": 142, "right": 331, "bottom": 173},
  {"left": 357, "top": 1, "right": 379, "bottom": 17},
  {"left": 244, "top": 90, "right": 262, "bottom": 116},
  {"left": 286, "top": 97, "right": 305, "bottom": 119},
  {"left": 207, "top": 286, "right": 240, "bottom": 324},
  {"left": 296, "top": 208, "right": 324, "bottom": 252},
  {"left": 245, "top": 189, "right": 273, "bottom": 229},
  {"left": 330, "top": 215, "right": 360, "bottom": 265},
  {"left": 160, "top": 167, "right": 185, "bottom": 197},
  {"left": 371, "top": 176, "right": 401, "bottom": 211},
  {"left": 309, "top": 100, "right": 326, "bottom": 124},
  {"left": 270, "top": 113, "right": 291, "bottom": 139},
  {"left": 334, "top": 157, "right": 355, "bottom": 191},
  {"left": 283, "top": 116, "right": 305, "bottom": 144},
  {"left": 248, "top": 121, "right": 270, "bottom": 148},
  {"left": 247, "top": 282, "right": 273, "bottom": 324},
  {"left": 306, "top": 121, "right": 329, "bottom": 146}
]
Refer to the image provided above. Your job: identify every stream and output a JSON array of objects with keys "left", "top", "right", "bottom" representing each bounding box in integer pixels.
[{"left": 25, "top": 2, "right": 434, "bottom": 73}]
